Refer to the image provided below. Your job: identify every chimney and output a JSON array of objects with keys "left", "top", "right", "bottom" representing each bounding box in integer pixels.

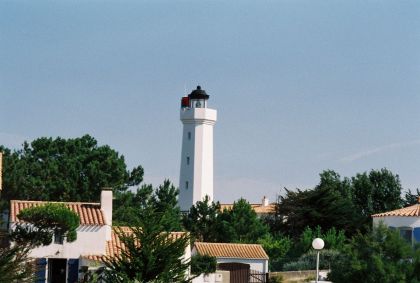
[
  {"left": 262, "top": 196, "right": 269, "bottom": 207},
  {"left": 0, "top": 152, "right": 2, "bottom": 191},
  {"left": 101, "top": 188, "right": 113, "bottom": 240}
]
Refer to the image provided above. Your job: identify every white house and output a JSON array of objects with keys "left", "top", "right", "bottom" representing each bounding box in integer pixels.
[
  {"left": 192, "top": 242, "right": 269, "bottom": 283},
  {"left": 372, "top": 199, "right": 420, "bottom": 244},
  {"left": 9, "top": 189, "right": 190, "bottom": 283},
  {"left": 9, "top": 189, "right": 113, "bottom": 283}
]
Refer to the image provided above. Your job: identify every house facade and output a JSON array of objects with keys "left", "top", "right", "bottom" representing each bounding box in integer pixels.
[
  {"left": 372, "top": 199, "right": 420, "bottom": 244},
  {"left": 192, "top": 242, "right": 269, "bottom": 283},
  {"left": 9, "top": 190, "right": 113, "bottom": 282}
]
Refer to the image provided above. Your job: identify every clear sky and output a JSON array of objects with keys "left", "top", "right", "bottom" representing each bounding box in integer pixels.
[{"left": 1, "top": 1, "right": 419, "bottom": 203}]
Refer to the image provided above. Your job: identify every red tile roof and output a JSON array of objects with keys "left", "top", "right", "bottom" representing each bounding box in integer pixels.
[
  {"left": 219, "top": 203, "right": 275, "bottom": 214},
  {"left": 83, "top": 227, "right": 187, "bottom": 261},
  {"left": 372, "top": 203, "right": 420, "bottom": 217},
  {"left": 194, "top": 242, "right": 269, "bottom": 260},
  {"left": 10, "top": 200, "right": 105, "bottom": 225}
]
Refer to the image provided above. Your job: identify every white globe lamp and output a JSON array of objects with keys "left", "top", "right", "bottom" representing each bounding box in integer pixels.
[
  {"left": 312, "top": 238, "right": 325, "bottom": 250},
  {"left": 312, "top": 238, "right": 324, "bottom": 283}
]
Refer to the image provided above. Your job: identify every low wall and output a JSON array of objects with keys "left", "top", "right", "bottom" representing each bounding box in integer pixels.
[{"left": 270, "top": 270, "right": 329, "bottom": 283}]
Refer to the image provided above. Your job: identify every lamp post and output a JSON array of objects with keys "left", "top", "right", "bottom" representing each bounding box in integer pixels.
[{"left": 312, "top": 238, "right": 324, "bottom": 283}]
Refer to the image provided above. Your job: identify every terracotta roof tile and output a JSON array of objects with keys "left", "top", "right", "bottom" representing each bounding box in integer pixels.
[
  {"left": 194, "top": 242, "right": 269, "bottom": 260},
  {"left": 10, "top": 200, "right": 105, "bottom": 225},
  {"left": 83, "top": 227, "right": 187, "bottom": 261},
  {"left": 372, "top": 204, "right": 420, "bottom": 217},
  {"left": 220, "top": 203, "right": 275, "bottom": 214}
]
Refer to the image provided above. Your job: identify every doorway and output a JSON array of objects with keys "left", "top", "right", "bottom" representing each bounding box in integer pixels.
[{"left": 48, "top": 258, "right": 67, "bottom": 283}]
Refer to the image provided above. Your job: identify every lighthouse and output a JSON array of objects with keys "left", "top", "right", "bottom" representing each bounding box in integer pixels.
[{"left": 179, "top": 86, "right": 217, "bottom": 211}]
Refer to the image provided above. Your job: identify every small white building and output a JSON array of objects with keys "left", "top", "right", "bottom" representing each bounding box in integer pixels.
[
  {"left": 372, "top": 199, "right": 420, "bottom": 244},
  {"left": 9, "top": 190, "right": 190, "bottom": 283},
  {"left": 193, "top": 242, "right": 269, "bottom": 283}
]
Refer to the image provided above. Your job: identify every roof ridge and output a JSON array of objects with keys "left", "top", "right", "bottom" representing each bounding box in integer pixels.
[{"left": 11, "top": 199, "right": 100, "bottom": 205}]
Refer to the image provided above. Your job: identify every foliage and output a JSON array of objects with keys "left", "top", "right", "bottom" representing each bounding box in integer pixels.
[
  {"left": 113, "top": 180, "right": 182, "bottom": 230},
  {"left": 182, "top": 196, "right": 221, "bottom": 242},
  {"left": 220, "top": 198, "right": 269, "bottom": 243},
  {"left": 403, "top": 188, "right": 420, "bottom": 206},
  {"left": 184, "top": 197, "right": 268, "bottom": 244},
  {"left": 328, "top": 224, "right": 419, "bottom": 283},
  {"left": 0, "top": 245, "right": 34, "bottom": 283},
  {"left": 283, "top": 249, "right": 341, "bottom": 271},
  {"left": 294, "top": 226, "right": 345, "bottom": 255},
  {"left": 10, "top": 203, "right": 80, "bottom": 247},
  {"left": 190, "top": 254, "right": 217, "bottom": 276},
  {"left": 258, "top": 234, "right": 292, "bottom": 271},
  {"left": 103, "top": 206, "right": 190, "bottom": 283},
  {"left": 269, "top": 274, "right": 284, "bottom": 283},
  {"left": 271, "top": 169, "right": 404, "bottom": 238},
  {"left": 0, "top": 135, "right": 143, "bottom": 209},
  {"left": 273, "top": 186, "right": 361, "bottom": 238},
  {"left": 351, "top": 168, "right": 403, "bottom": 219}
]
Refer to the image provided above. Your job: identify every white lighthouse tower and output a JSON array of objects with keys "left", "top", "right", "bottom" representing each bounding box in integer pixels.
[{"left": 179, "top": 86, "right": 217, "bottom": 211}]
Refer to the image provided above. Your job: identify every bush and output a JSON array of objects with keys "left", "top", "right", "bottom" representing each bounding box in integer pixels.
[
  {"left": 269, "top": 273, "right": 284, "bottom": 283},
  {"left": 283, "top": 249, "right": 340, "bottom": 271}
]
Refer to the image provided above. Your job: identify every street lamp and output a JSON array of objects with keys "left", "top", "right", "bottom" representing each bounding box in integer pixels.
[{"left": 312, "top": 238, "right": 324, "bottom": 283}]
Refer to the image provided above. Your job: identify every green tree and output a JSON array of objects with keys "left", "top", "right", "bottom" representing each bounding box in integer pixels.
[
  {"left": 257, "top": 233, "right": 292, "bottom": 271},
  {"left": 113, "top": 180, "right": 182, "bottom": 230},
  {"left": 0, "top": 135, "right": 143, "bottom": 208},
  {"left": 403, "top": 188, "right": 420, "bottom": 206},
  {"left": 329, "top": 224, "right": 415, "bottom": 283},
  {"left": 103, "top": 207, "right": 190, "bottom": 283},
  {"left": 273, "top": 186, "right": 361, "bottom": 238},
  {"left": 351, "top": 168, "right": 403, "bottom": 219},
  {"left": 10, "top": 203, "right": 80, "bottom": 247},
  {"left": 190, "top": 254, "right": 217, "bottom": 276},
  {"left": 0, "top": 245, "right": 34, "bottom": 283},
  {"left": 183, "top": 196, "right": 221, "bottom": 242},
  {"left": 221, "top": 198, "right": 269, "bottom": 243}
]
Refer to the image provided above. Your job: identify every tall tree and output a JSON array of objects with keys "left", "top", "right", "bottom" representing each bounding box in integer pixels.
[
  {"left": 103, "top": 207, "right": 190, "bottom": 283},
  {"left": 273, "top": 186, "right": 362, "bottom": 238},
  {"left": 0, "top": 135, "right": 143, "bottom": 208},
  {"left": 113, "top": 180, "right": 182, "bottom": 230},
  {"left": 183, "top": 196, "right": 221, "bottom": 242},
  {"left": 221, "top": 198, "right": 269, "bottom": 243},
  {"left": 351, "top": 168, "right": 403, "bottom": 218}
]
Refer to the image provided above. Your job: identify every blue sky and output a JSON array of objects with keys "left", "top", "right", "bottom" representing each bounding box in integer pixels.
[{"left": 1, "top": 1, "right": 419, "bottom": 203}]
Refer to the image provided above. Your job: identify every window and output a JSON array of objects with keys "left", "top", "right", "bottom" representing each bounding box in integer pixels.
[
  {"left": 54, "top": 230, "right": 64, "bottom": 244},
  {"left": 188, "top": 132, "right": 191, "bottom": 140},
  {"left": 399, "top": 227, "right": 413, "bottom": 244},
  {"left": 186, "top": 156, "right": 190, "bottom": 165},
  {"left": 185, "top": 181, "right": 189, "bottom": 189}
]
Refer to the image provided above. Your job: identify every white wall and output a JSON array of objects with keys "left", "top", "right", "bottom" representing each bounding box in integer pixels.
[
  {"left": 373, "top": 216, "right": 420, "bottom": 228},
  {"left": 179, "top": 107, "right": 217, "bottom": 211},
  {"left": 10, "top": 224, "right": 108, "bottom": 259},
  {"left": 192, "top": 270, "right": 230, "bottom": 283}
]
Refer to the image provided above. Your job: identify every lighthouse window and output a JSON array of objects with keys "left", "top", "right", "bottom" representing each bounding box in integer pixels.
[
  {"left": 185, "top": 181, "right": 189, "bottom": 189},
  {"left": 188, "top": 132, "right": 191, "bottom": 140},
  {"left": 186, "top": 156, "right": 190, "bottom": 165}
]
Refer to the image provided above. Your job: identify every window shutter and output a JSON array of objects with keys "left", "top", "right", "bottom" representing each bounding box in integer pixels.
[
  {"left": 413, "top": 228, "right": 420, "bottom": 242},
  {"left": 67, "top": 259, "right": 79, "bottom": 283},
  {"left": 35, "top": 258, "right": 47, "bottom": 283}
]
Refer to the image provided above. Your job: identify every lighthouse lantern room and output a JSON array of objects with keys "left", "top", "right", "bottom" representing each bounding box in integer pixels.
[{"left": 178, "top": 86, "right": 217, "bottom": 212}]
